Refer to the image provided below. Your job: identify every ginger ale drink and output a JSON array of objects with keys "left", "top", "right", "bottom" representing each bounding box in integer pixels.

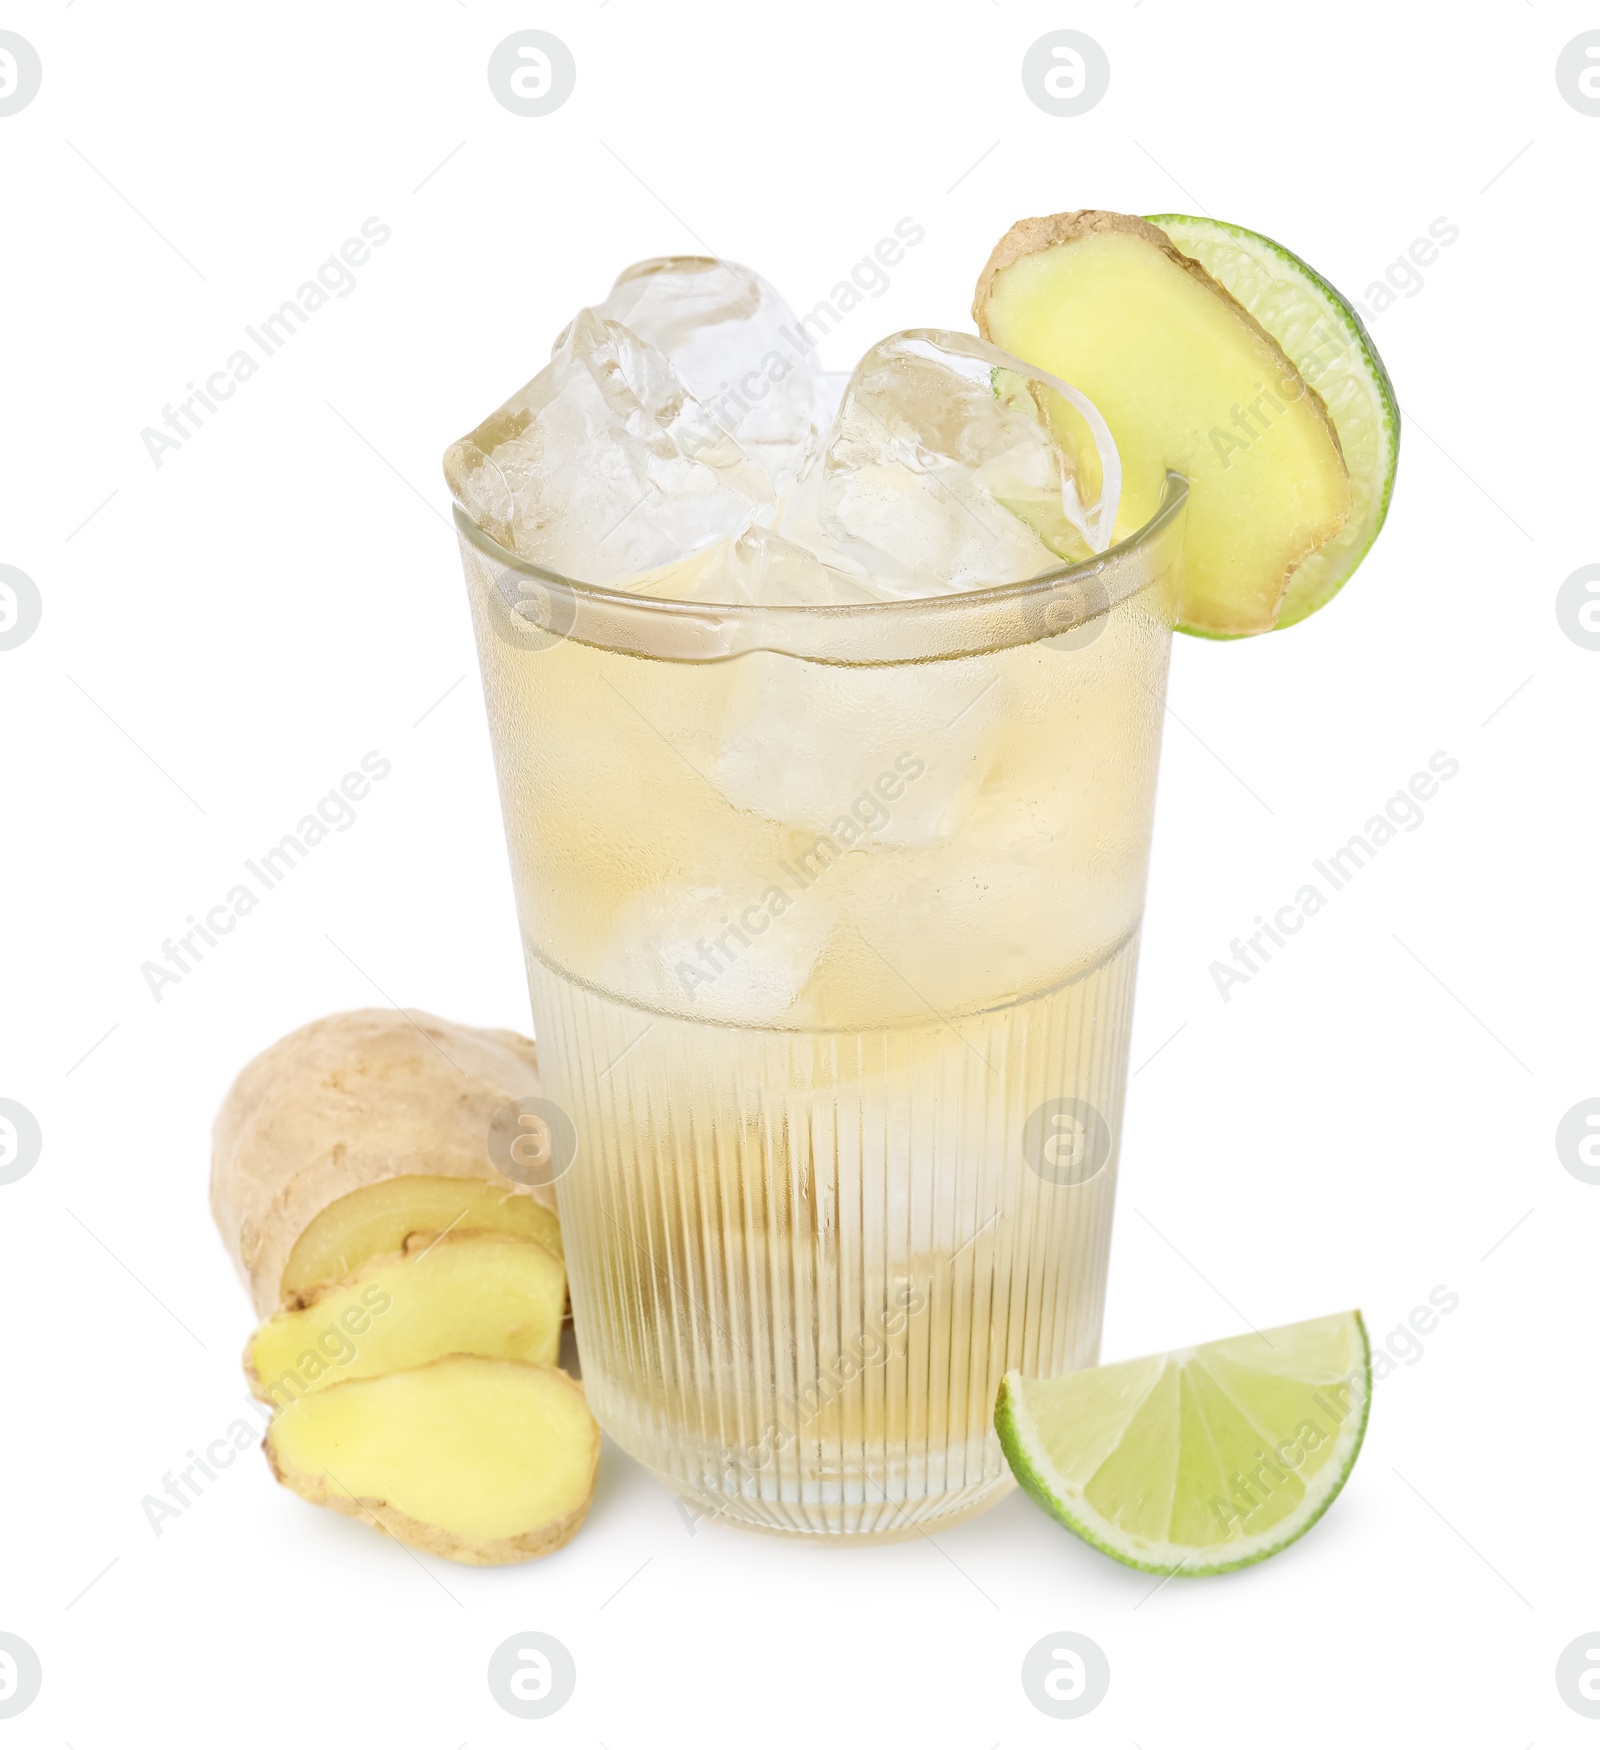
[{"left": 449, "top": 258, "right": 1183, "bottom": 1535}]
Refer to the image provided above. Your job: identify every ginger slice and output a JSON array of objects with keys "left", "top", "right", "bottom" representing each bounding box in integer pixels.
[
  {"left": 210, "top": 1008, "right": 559, "bottom": 1315},
  {"left": 248, "top": 1231, "right": 567, "bottom": 1407},
  {"left": 281, "top": 1173, "right": 561, "bottom": 1302},
  {"left": 975, "top": 209, "right": 1350, "bottom": 635},
  {"left": 265, "top": 1357, "right": 599, "bottom": 1565}
]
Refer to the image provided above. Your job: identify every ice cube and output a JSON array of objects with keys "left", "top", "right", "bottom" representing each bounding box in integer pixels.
[
  {"left": 630, "top": 525, "right": 879, "bottom": 608},
  {"left": 596, "top": 877, "right": 832, "bottom": 1026},
  {"left": 778, "top": 329, "right": 1121, "bottom": 597},
  {"left": 592, "top": 257, "right": 823, "bottom": 493},
  {"left": 444, "top": 306, "right": 775, "bottom": 583},
  {"left": 830, "top": 837, "right": 1141, "bottom": 1020},
  {"left": 713, "top": 650, "right": 1005, "bottom": 848}
]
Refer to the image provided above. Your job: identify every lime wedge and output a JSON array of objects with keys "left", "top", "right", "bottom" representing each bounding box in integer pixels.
[
  {"left": 997, "top": 1310, "right": 1370, "bottom": 1574},
  {"left": 1146, "top": 216, "right": 1399, "bottom": 631}
]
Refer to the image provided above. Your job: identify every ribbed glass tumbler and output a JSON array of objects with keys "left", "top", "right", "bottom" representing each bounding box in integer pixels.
[{"left": 458, "top": 479, "right": 1186, "bottom": 1538}]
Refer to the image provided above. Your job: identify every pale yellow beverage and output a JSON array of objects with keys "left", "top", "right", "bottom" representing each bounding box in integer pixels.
[{"left": 454, "top": 478, "right": 1185, "bottom": 1537}]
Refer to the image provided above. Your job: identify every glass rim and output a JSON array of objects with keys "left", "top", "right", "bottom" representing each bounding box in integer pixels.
[{"left": 455, "top": 471, "right": 1188, "bottom": 666}]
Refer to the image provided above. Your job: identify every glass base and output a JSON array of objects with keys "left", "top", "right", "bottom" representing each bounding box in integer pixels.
[
  {"left": 650, "top": 1457, "right": 1015, "bottom": 1542},
  {"left": 536, "top": 931, "right": 1140, "bottom": 1541}
]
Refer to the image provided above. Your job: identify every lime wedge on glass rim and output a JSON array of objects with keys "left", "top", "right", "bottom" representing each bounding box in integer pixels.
[
  {"left": 1146, "top": 215, "right": 1400, "bottom": 633},
  {"left": 996, "top": 1310, "right": 1371, "bottom": 1575}
]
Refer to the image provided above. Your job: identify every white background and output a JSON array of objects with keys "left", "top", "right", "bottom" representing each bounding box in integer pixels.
[{"left": 3, "top": 1, "right": 1595, "bottom": 1743}]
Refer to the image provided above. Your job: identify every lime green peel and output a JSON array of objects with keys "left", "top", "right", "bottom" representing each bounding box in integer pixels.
[
  {"left": 997, "top": 1310, "right": 1371, "bottom": 1575},
  {"left": 1146, "top": 216, "right": 1400, "bottom": 631}
]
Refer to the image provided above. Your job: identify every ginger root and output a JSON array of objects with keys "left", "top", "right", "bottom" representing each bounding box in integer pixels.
[
  {"left": 217, "top": 1009, "right": 598, "bottom": 1565},
  {"left": 247, "top": 1230, "right": 567, "bottom": 1406},
  {"left": 265, "top": 1357, "right": 599, "bottom": 1565},
  {"left": 211, "top": 1009, "right": 559, "bottom": 1316}
]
